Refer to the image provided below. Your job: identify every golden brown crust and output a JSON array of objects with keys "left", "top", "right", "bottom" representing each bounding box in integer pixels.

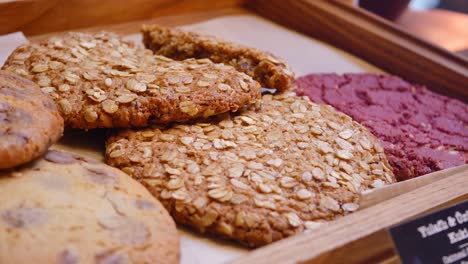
[
  {"left": 0, "top": 71, "right": 63, "bottom": 169},
  {"left": 0, "top": 149, "right": 179, "bottom": 264},
  {"left": 142, "top": 24, "right": 295, "bottom": 92},
  {"left": 2, "top": 32, "right": 261, "bottom": 129},
  {"left": 106, "top": 93, "right": 395, "bottom": 247}
]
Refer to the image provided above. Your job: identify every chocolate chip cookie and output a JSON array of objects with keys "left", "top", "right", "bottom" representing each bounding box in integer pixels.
[
  {"left": 0, "top": 149, "right": 179, "bottom": 264},
  {"left": 106, "top": 92, "right": 395, "bottom": 247},
  {"left": 142, "top": 24, "right": 294, "bottom": 92},
  {"left": 0, "top": 71, "right": 63, "bottom": 169},
  {"left": 2, "top": 32, "right": 261, "bottom": 129}
]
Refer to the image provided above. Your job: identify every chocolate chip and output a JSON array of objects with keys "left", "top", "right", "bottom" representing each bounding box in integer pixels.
[
  {"left": 0, "top": 106, "right": 32, "bottom": 124},
  {"left": 0, "top": 112, "right": 6, "bottom": 123},
  {"left": 97, "top": 214, "right": 124, "bottom": 230},
  {"left": 10, "top": 108, "right": 33, "bottom": 123},
  {"left": 11, "top": 133, "right": 29, "bottom": 146},
  {"left": 44, "top": 150, "right": 78, "bottom": 164},
  {"left": 2, "top": 207, "right": 47, "bottom": 228},
  {"left": 0, "top": 85, "right": 27, "bottom": 99},
  {"left": 86, "top": 166, "right": 117, "bottom": 185},
  {"left": 43, "top": 100, "right": 58, "bottom": 111},
  {"left": 97, "top": 214, "right": 149, "bottom": 246},
  {"left": 114, "top": 219, "right": 149, "bottom": 246},
  {"left": 0, "top": 102, "right": 9, "bottom": 112},
  {"left": 57, "top": 248, "right": 79, "bottom": 264},
  {"left": 39, "top": 173, "right": 68, "bottom": 190},
  {"left": 135, "top": 199, "right": 155, "bottom": 210},
  {"left": 96, "top": 252, "right": 131, "bottom": 264},
  {"left": 106, "top": 193, "right": 128, "bottom": 215},
  {"left": 76, "top": 155, "right": 100, "bottom": 164}
]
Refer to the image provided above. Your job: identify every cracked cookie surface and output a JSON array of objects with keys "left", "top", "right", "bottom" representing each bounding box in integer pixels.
[
  {"left": 0, "top": 149, "right": 179, "bottom": 264},
  {"left": 106, "top": 92, "right": 395, "bottom": 247},
  {"left": 2, "top": 32, "right": 261, "bottom": 129},
  {"left": 295, "top": 73, "right": 468, "bottom": 180},
  {"left": 0, "top": 71, "right": 63, "bottom": 169},
  {"left": 142, "top": 24, "right": 294, "bottom": 92}
]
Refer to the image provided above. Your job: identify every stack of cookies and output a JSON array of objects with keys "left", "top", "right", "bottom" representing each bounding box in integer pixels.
[
  {"left": 0, "top": 68, "right": 179, "bottom": 262},
  {"left": 0, "top": 24, "right": 396, "bottom": 262}
]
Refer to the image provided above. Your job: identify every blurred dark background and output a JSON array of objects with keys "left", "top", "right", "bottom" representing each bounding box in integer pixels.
[
  {"left": 433, "top": 0, "right": 468, "bottom": 13},
  {"left": 357, "top": 0, "right": 468, "bottom": 55}
]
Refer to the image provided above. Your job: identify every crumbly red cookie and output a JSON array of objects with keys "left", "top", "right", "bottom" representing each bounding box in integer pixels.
[
  {"left": 0, "top": 71, "right": 63, "bottom": 169},
  {"left": 0, "top": 149, "right": 179, "bottom": 264},
  {"left": 142, "top": 24, "right": 295, "bottom": 92},
  {"left": 295, "top": 73, "right": 468, "bottom": 180},
  {"left": 2, "top": 32, "right": 261, "bottom": 129},
  {"left": 106, "top": 92, "right": 395, "bottom": 247}
]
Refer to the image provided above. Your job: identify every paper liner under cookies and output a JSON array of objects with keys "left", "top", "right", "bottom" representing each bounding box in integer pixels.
[{"left": 0, "top": 15, "right": 383, "bottom": 264}]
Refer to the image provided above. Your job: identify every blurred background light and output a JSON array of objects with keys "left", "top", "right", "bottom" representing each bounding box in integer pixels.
[{"left": 410, "top": 0, "right": 441, "bottom": 10}]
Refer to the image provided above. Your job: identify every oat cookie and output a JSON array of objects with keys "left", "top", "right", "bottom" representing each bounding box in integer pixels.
[
  {"left": 0, "top": 149, "right": 179, "bottom": 264},
  {"left": 142, "top": 24, "right": 294, "bottom": 92},
  {"left": 0, "top": 71, "right": 63, "bottom": 169},
  {"left": 2, "top": 32, "right": 261, "bottom": 129},
  {"left": 106, "top": 92, "right": 395, "bottom": 247}
]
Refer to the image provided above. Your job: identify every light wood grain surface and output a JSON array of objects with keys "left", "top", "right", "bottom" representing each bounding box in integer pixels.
[
  {"left": 27, "top": 7, "right": 247, "bottom": 42},
  {"left": 0, "top": 0, "right": 245, "bottom": 35},
  {"left": 359, "top": 165, "right": 468, "bottom": 209},
  {"left": 0, "top": 0, "right": 57, "bottom": 34}
]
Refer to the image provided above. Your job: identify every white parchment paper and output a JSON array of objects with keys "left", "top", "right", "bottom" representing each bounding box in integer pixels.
[{"left": 0, "top": 32, "right": 28, "bottom": 66}]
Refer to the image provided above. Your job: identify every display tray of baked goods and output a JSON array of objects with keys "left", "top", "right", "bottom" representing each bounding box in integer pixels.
[{"left": 0, "top": 0, "right": 466, "bottom": 263}]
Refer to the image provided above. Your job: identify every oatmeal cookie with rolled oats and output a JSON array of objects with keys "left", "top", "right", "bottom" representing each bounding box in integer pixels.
[
  {"left": 2, "top": 32, "right": 261, "bottom": 129},
  {"left": 142, "top": 24, "right": 294, "bottom": 92},
  {"left": 0, "top": 149, "right": 179, "bottom": 264},
  {"left": 106, "top": 92, "right": 395, "bottom": 247},
  {"left": 0, "top": 71, "right": 63, "bottom": 169}
]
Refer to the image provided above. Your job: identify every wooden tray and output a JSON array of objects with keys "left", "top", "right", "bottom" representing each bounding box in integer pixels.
[{"left": 1, "top": 1, "right": 467, "bottom": 263}]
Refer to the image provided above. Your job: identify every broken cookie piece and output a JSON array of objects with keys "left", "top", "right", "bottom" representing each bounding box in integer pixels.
[{"left": 142, "top": 24, "right": 294, "bottom": 92}]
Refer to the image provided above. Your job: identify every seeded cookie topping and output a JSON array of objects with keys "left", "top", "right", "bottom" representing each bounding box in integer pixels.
[
  {"left": 2, "top": 32, "right": 261, "bottom": 129},
  {"left": 106, "top": 92, "right": 395, "bottom": 247},
  {"left": 142, "top": 24, "right": 295, "bottom": 92}
]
